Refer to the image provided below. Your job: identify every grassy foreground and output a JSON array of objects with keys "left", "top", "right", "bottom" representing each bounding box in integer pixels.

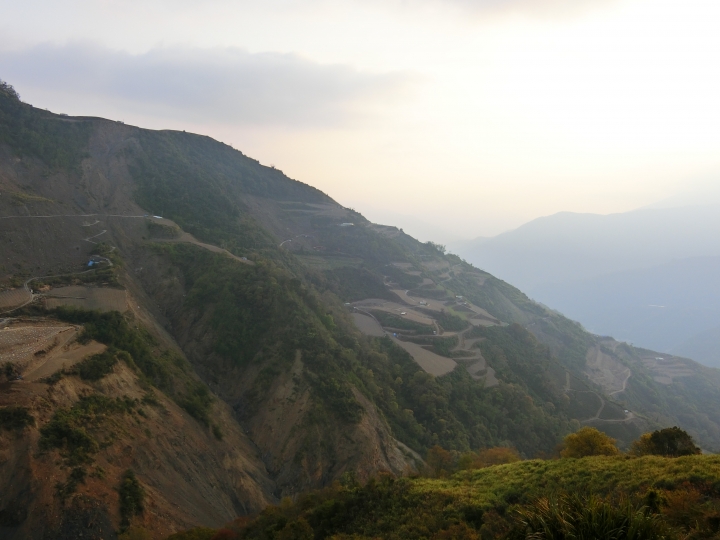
[{"left": 164, "top": 455, "right": 720, "bottom": 540}]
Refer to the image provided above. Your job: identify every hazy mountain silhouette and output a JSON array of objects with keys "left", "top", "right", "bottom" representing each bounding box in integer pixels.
[{"left": 454, "top": 205, "right": 720, "bottom": 367}]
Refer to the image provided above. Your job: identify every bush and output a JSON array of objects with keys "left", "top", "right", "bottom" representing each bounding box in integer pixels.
[
  {"left": 40, "top": 394, "right": 135, "bottom": 464},
  {"left": 119, "top": 470, "right": 145, "bottom": 529},
  {"left": 561, "top": 427, "right": 620, "bottom": 458},
  {"left": 75, "top": 349, "right": 118, "bottom": 381},
  {"left": 179, "top": 383, "right": 214, "bottom": 426},
  {"left": 630, "top": 427, "right": 702, "bottom": 458},
  {"left": 508, "top": 494, "right": 677, "bottom": 540},
  {"left": 2, "top": 361, "right": 19, "bottom": 381},
  {"left": 0, "top": 406, "right": 35, "bottom": 431}
]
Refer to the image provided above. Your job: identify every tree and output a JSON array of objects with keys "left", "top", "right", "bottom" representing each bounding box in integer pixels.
[
  {"left": 630, "top": 427, "right": 701, "bottom": 457},
  {"left": 0, "top": 79, "right": 20, "bottom": 101},
  {"left": 426, "top": 445, "right": 455, "bottom": 477},
  {"left": 560, "top": 427, "right": 619, "bottom": 458}
]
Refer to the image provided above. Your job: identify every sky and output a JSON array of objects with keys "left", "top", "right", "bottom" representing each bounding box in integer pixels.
[{"left": 1, "top": 0, "right": 719, "bottom": 242}]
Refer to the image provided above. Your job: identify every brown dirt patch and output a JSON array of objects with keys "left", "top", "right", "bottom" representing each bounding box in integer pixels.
[
  {"left": 584, "top": 346, "right": 630, "bottom": 395},
  {"left": 43, "top": 286, "right": 127, "bottom": 312},
  {"left": 391, "top": 336, "right": 456, "bottom": 376},
  {"left": 0, "top": 288, "right": 31, "bottom": 310},
  {"left": 352, "top": 313, "right": 385, "bottom": 337}
]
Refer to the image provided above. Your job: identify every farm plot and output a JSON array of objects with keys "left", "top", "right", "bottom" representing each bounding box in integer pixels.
[
  {"left": 43, "top": 286, "right": 127, "bottom": 312},
  {"left": 0, "top": 324, "right": 73, "bottom": 367},
  {"left": 391, "top": 336, "right": 456, "bottom": 376},
  {"left": 0, "top": 288, "right": 31, "bottom": 310},
  {"left": 297, "top": 254, "right": 364, "bottom": 270},
  {"left": 351, "top": 312, "right": 385, "bottom": 337},
  {"left": 641, "top": 355, "right": 695, "bottom": 385}
]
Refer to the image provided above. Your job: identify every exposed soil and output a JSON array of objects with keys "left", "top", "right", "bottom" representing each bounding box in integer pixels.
[
  {"left": 389, "top": 336, "right": 457, "bottom": 376},
  {"left": 43, "top": 286, "right": 127, "bottom": 312},
  {"left": 351, "top": 312, "right": 385, "bottom": 337}
]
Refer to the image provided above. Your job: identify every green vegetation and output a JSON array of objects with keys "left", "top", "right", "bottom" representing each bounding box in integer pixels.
[
  {"left": 320, "top": 266, "right": 396, "bottom": 302},
  {"left": 119, "top": 470, "right": 145, "bottom": 529},
  {"left": 0, "top": 406, "right": 34, "bottom": 431},
  {"left": 10, "top": 190, "right": 54, "bottom": 205},
  {"left": 432, "top": 309, "right": 469, "bottom": 332},
  {"left": 631, "top": 427, "right": 702, "bottom": 457},
  {"left": 370, "top": 310, "right": 434, "bottom": 334},
  {"left": 430, "top": 335, "right": 458, "bottom": 357},
  {"left": 0, "top": 79, "right": 91, "bottom": 172},
  {"left": 2, "top": 361, "right": 20, "bottom": 381},
  {"left": 52, "top": 306, "right": 223, "bottom": 433},
  {"left": 40, "top": 394, "right": 137, "bottom": 464},
  {"left": 55, "top": 307, "right": 177, "bottom": 390},
  {"left": 154, "top": 243, "right": 366, "bottom": 425},
  {"left": 382, "top": 265, "right": 423, "bottom": 288},
  {"left": 167, "top": 454, "right": 720, "bottom": 540},
  {"left": 74, "top": 349, "right": 119, "bottom": 381},
  {"left": 360, "top": 337, "right": 571, "bottom": 456},
  {"left": 128, "top": 129, "right": 330, "bottom": 257},
  {"left": 179, "top": 382, "right": 214, "bottom": 426},
  {"left": 55, "top": 467, "right": 87, "bottom": 501},
  {"left": 508, "top": 494, "right": 675, "bottom": 540},
  {"left": 560, "top": 426, "right": 620, "bottom": 458}
]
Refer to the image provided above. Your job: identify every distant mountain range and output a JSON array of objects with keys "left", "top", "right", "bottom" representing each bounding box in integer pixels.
[{"left": 453, "top": 206, "right": 720, "bottom": 367}]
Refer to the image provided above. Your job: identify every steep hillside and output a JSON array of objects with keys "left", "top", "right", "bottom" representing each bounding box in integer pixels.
[{"left": 2, "top": 82, "right": 720, "bottom": 538}]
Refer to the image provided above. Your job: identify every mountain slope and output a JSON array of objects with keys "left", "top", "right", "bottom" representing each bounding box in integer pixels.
[{"left": 2, "top": 83, "right": 720, "bottom": 537}]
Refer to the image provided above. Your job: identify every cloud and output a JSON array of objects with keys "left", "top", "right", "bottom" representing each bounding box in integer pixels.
[
  {"left": 0, "top": 43, "right": 413, "bottom": 127},
  {"left": 378, "top": 0, "right": 616, "bottom": 19}
]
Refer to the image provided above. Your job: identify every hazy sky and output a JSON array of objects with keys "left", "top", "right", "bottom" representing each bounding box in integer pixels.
[{"left": 2, "top": 0, "right": 719, "bottom": 241}]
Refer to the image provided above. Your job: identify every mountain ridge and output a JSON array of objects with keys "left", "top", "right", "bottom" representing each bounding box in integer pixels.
[{"left": 2, "top": 86, "right": 720, "bottom": 538}]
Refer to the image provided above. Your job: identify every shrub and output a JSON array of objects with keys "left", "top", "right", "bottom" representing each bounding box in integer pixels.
[
  {"left": 630, "top": 427, "right": 701, "bottom": 457},
  {"left": 119, "top": 470, "right": 145, "bottom": 529},
  {"left": 560, "top": 427, "right": 620, "bottom": 458},
  {"left": 40, "top": 394, "right": 135, "bottom": 464},
  {"left": 0, "top": 406, "right": 35, "bottom": 431},
  {"left": 55, "top": 466, "right": 87, "bottom": 500},
  {"left": 75, "top": 349, "right": 118, "bottom": 381},
  {"left": 508, "top": 494, "right": 678, "bottom": 540},
  {"left": 2, "top": 361, "right": 19, "bottom": 381},
  {"left": 179, "top": 383, "right": 214, "bottom": 426}
]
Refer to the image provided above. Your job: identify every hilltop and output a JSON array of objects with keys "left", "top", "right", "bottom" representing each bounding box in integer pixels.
[
  {"left": 1, "top": 82, "right": 720, "bottom": 538},
  {"left": 170, "top": 454, "right": 720, "bottom": 539}
]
